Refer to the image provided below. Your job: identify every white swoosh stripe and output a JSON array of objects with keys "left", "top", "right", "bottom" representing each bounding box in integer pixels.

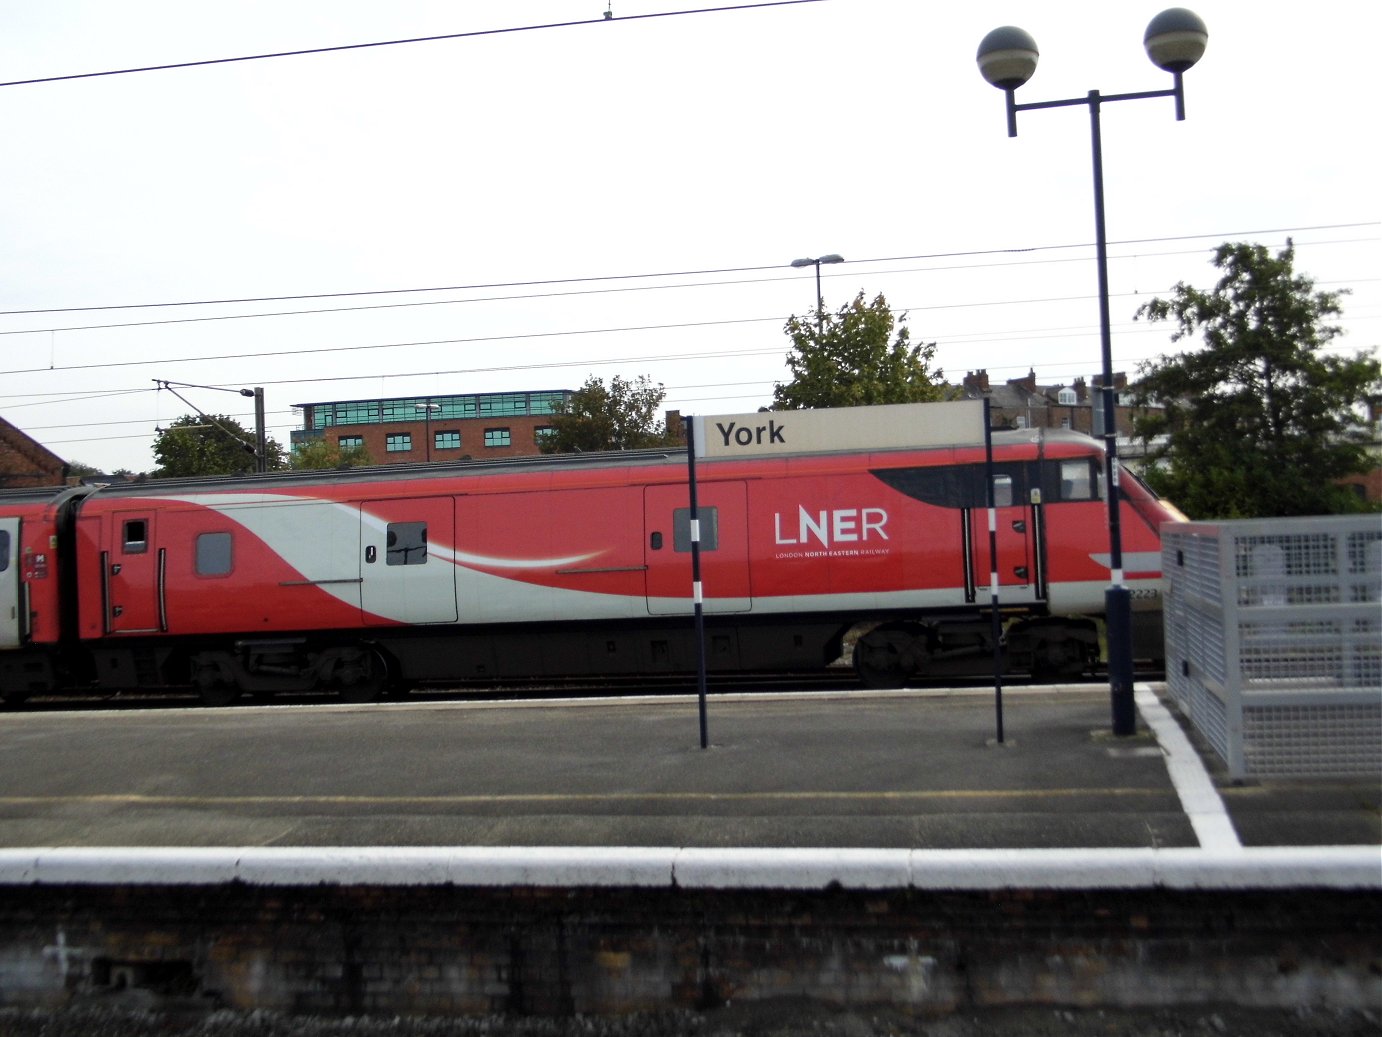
[{"left": 150, "top": 493, "right": 602, "bottom": 571}]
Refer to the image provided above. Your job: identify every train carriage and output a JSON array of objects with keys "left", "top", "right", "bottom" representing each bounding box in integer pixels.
[{"left": 0, "top": 427, "right": 1180, "bottom": 705}]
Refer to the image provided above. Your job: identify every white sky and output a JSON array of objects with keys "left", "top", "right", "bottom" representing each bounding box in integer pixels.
[{"left": 1, "top": 0, "right": 1377, "bottom": 473}]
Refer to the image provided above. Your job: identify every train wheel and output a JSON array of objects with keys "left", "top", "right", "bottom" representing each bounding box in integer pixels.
[
  {"left": 1009, "top": 618, "right": 1099, "bottom": 681},
  {"left": 196, "top": 678, "right": 241, "bottom": 707},
  {"left": 333, "top": 647, "right": 388, "bottom": 704},
  {"left": 852, "top": 624, "right": 925, "bottom": 689},
  {"left": 1030, "top": 638, "right": 1092, "bottom": 681},
  {"left": 192, "top": 655, "right": 241, "bottom": 707}
]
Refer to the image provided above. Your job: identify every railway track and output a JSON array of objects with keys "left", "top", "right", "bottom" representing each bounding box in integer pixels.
[{"left": 2, "top": 664, "right": 1163, "bottom": 713}]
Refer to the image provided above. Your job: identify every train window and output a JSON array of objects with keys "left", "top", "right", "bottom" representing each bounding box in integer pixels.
[
  {"left": 386, "top": 521, "right": 428, "bottom": 565},
  {"left": 196, "top": 532, "right": 233, "bottom": 576},
  {"left": 873, "top": 466, "right": 961, "bottom": 508},
  {"left": 672, "top": 507, "right": 719, "bottom": 552},
  {"left": 1057, "top": 459, "right": 1099, "bottom": 501},
  {"left": 123, "top": 519, "right": 148, "bottom": 554},
  {"left": 0, "top": 529, "right": 9, "bottom": 572}
]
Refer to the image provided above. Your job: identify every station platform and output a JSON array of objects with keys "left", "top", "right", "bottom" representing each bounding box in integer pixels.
[
  {"left": 0, "top": 682, "right": 1376, "bottom": 881},
  {"left": 1, "top": 683, "right": 1377, "bottom": 1019}
]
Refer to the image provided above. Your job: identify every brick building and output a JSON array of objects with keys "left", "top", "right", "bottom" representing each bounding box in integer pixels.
[
  {"left": 0, "top": 415, "right": 67, "bottom": 489},
  {"left": 958, "top": 368, "right": 1144, "bottom": 438},
  {"left": 957, "top": 368, "right": 1164, "bottom": 468},
  {"left": 290, "top": 390, "right": 574, "bottom": 464},
  {"left": 1340, "top": 401, "right": 1382, "bottom": 505},
  {"left": 961, "top": 370, "right": 1381, "bottom": 503}
]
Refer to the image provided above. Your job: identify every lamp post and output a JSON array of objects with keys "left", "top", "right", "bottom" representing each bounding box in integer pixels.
[
  {"left": 976, "top": 9, "right": 1207, "bottom": 736},
  {"left": 415, "top": 401, "right": 440, "bottom": 461},
  {"left": 790, "top": 253, "right": 844, "bottom": 332}
]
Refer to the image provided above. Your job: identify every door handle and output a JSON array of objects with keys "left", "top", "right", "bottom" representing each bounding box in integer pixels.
[
  {"left": 1011, "top": 520, "right": 1026, "bottom": 533},
  {"left": 365, "top": 546, "right": 377, "bottom": 564}
]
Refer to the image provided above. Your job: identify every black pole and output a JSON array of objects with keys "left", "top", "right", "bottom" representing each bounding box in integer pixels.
[
  {"left": 253, "top": 388, "right": 267, "bottom": 474},
  {"left": 993, "top": 46, "right": 1196, "bottom": 738},
  {"left": 684, "top": 416, "right": 709, "bottom": 749},
  {"left": 983, "top": 398, "right": 1004, "bottom": 743},
  {"left": 1088, "top": 92, "right": 1136, "bottom": 735},
  {"left": 814, "top": 261, "right": 824, "bottom": 334}
]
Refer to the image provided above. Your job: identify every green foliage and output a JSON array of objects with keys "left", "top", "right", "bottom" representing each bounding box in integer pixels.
[
  {"left": 773, "top": 291, "right": 946, "bottom": 410},
  {"left": 539, "top": 375, "right": 682, "bottom": 454},
  {"left": 290, "top": 438, "right": 374, "bottom": 470},
  {"left": 64, "top": 460, "right": 104, "bottom": 479},
  {"left": 1132, "top": 241, "right": 1381, "bottom": 518},
  {"left": 152, "top": 414, "right": 285, "bottom": 478}
]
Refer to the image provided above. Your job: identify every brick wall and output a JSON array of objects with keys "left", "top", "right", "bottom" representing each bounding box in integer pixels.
[
  {"left": 0, "top": 885, "right": 1377, "bottom": 1018},
  {"left": 0, "top": 423, "right": 66, "bottom": 489},
  {"left": 305, "top": 415, "right": 558, "bottom": 463}
]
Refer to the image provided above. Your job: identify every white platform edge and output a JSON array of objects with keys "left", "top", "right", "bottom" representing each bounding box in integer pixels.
[{"left": 0, "top": 844, "right": 1376, "bottom": 890}]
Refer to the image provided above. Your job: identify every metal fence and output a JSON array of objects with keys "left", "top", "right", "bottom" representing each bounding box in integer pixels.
[{"left": 1161, "top": 515, "right": 1382, "bottom": 780}]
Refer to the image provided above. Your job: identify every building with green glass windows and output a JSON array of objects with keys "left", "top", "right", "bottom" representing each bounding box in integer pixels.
[{"left": 290, "top": 389, "right": 572, "bottom": 463}]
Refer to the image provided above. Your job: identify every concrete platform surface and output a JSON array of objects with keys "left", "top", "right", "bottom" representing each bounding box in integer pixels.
[{"left": 0, "top": 683, "right": 1375, "bottom": 855}]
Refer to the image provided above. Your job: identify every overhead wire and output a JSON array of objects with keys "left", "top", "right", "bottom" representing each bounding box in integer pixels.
[
  {"left": 0, "top": 1, "right": 827, "bottom": 90},
  {"left": 2, "top": 227, "right": 1375, "bottom": 453},
  {"left": 2, "top": 236, "right": 1377, "bottom": 342},
  {"left": 28, "top": 354, "right": 1153, "bottom": 448},
  {"left": 2, "top": 291, "right": 1376, "bottom": 411},
  {"left": 0, "top": 227, "right": 1373, "bottom": 390},
  {"left": 0, "top": 280, "right": 1372, "bottom": 383},
  {"left": 1, "top": 222, "right": 1374, "bottom": 322},
  {"left": 5, "top": 6, "right": 1374, "bottom": 466}
]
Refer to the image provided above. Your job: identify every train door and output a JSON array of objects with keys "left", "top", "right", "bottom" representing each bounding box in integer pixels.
[
  {"left": 967, "top": 470, "right": 1042, "bottom": 605},
  {"left": 359, "top": 497, "right": 458, "bottom": 624},
  {"left": 0, "top": 517, "right": 19, "bottom": 649},
  {"left": 645, "top": 481, "right": 752, "bottom": 614},
  {"left": 107, "top": 511, "right": 166, "bottom": 634}
]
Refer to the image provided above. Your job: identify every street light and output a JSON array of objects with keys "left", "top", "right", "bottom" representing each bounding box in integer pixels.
[
  {"left": 790, "top": 253, "right": 844, "bottom": 332},
  {"left": 415, "top": 401, "right": 440, "bottom": 461},
  {"left": 976, "top": 8, "right": 1207, "bottom": 737}
]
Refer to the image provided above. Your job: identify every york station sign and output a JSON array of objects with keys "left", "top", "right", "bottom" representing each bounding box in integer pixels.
[{"left": 691, "top": 400, "right": 985, "bottom": 459}]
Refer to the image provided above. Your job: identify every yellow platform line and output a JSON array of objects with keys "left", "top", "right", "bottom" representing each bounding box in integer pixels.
[{"left": 0, "top": 787, "right": 1179, "bottom": 807}]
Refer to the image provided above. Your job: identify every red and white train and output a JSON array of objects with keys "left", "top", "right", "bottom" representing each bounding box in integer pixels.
[{"left": 0, "top": 427, "right": 1179, "bottom": 705}]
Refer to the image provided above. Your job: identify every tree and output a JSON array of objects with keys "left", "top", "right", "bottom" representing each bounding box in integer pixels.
[
  {"left": 773, "top": 291, "right": 946, "bottom": 410},
  {"left": 152, "top": 414, "right": 285, "bottom": 477},
  {"left": 1132, "top": 240, "right": 1381, "bottom": 518},
  {"left": 540, "top": 375, "right": 682, "bottom": 454},
  {"left": 66, "top": 460, "right": 138, "bottom": 480},
  {"left": 64, "top": 460, "right": 104, "bottom": 479},
  {"left": 290, "top": 438, "right": 374, "bottom": 471}
]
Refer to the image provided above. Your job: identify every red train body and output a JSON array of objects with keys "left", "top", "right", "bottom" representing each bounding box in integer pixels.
[{"left": 0, "top": 428, "right": 1180, "bottom": 704}]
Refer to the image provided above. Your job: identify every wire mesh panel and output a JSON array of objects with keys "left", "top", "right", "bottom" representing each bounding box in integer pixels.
[
  {"left": 1163, "top": 516, "right": 1382, "bottom": 780},
  {"left": 1243, "top": 702, "right": 1382, "bottom": 778}
]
